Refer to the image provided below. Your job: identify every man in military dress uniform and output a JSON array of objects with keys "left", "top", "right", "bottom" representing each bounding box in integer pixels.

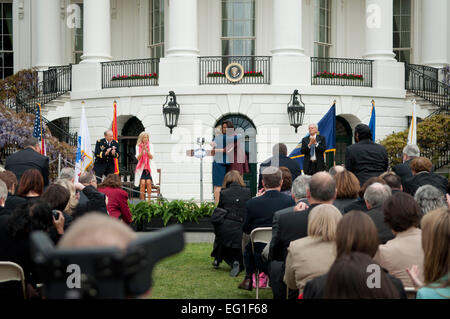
[{"left": 93, "top": 130, "right": 120, "bottom": 180}]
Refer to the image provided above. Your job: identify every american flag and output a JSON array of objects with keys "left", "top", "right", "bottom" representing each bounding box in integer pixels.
[{"left": 33, "top": 103, "right": 46, "bottom": 155}]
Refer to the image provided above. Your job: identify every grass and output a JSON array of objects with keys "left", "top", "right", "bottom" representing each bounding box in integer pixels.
[{"left": 150, "top": 243, "right": 273, "bottom": 299}]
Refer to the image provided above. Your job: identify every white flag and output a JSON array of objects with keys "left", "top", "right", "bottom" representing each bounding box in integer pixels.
[
  {"left": 74, "top": 104, "right": 93, "bottom": 183},
  {"left": 407, "top": 99, "right": 417, "bottom": 145}
]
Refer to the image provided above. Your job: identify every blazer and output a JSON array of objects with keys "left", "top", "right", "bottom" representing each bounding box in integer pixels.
[
  {"left": 403, "top": 171, "right": 448, "bottom": 196},
  {"left": 242, "top": 190, "right": 295, "bottom": 235},
  {"left": 98, "top": 186, "right": 132, "bottom": 224},
  {"left": 284, "top": 236, "right": 336, "bottom": 293},
  {"left": 374, "top": 227, "right": 424, "bottom": 288},
  {"left": 5, "top": 147, "right": 49, "bottom": 186},
  {"left": 366, "top": 205, "right": 395, "bottom": 245},
  {"left": 345, "top": 138, "right": 388, "bottom": 186},
  {"left": 258, "top": 155, "right": 301, "bottom": 190},
  {"left": 214, "top": 182, "right": 251, "bottom": 249},
  {"left": 269, "top": 203, "right": 321, "bottom": 262},
  {"left": 300, "top": 135, "right": 326, "bottom": 175}
]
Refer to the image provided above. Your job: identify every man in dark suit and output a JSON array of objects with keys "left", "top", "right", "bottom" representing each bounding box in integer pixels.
[
  {"left": 363, "top": 182, "right": 394, "bottom": 244},
  {"left": 403, "top": 157, "right": 448, "bottom": 196},
  {"left": 268, "top": 171, "right": 337, "bottom": 299},
  {"left": 238, "top": 167, "right": 295, "bottom": 291},
  {"left": 301, "top": 123, "right": 326, "bottom": 175},
  {"left": 5, "top": 136, "right": 49, "bottom": 186},
  {"left": 93, "top": 130, "right": 120, "bottom": 180},
  {"left": 393, "top": 144, "right": 420, "bottom": 185},
  {"left": 258, "top": 143, "right": 301, "bottom": 190},
  {"left": 345, "top": 123, "right": 388, "bottom": 186}
]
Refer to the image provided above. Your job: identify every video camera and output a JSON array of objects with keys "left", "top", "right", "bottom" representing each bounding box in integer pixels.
[{"left": 30, "top": 224, "right": 185, "bottom": 299}]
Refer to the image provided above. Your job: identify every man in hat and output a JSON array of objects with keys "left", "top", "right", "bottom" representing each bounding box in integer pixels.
[{"left": 345, "top": 124, "right": 388, "bottom": 186}]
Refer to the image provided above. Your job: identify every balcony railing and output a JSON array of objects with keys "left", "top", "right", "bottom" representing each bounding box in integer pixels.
[
  {"left": 311, "top": 57, "right": 373, "bottom": 87},
  {"left": 101, "top": 58, "right": 160, "bottom": 89},
  {"left": 199, "top": 56, "right": 271, "bottom": 85}
]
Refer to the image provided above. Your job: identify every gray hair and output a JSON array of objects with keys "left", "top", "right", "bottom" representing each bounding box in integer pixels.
[
  {"left": 292, "top": 174, "right": 311, "bottom": 200},
  {"left": 403, "top": 144, "right": 420, "bottom": 157},
  {"left": 414, "top": 185, "right": 446, "bottom": 215},
  {"left": 0, "top": 180, "right": 7, "bottom": 201},
  {"left": 79, "top": 171, "right": 96, "bottom": 185},
  {"left": 364, "top": 182, "right": 392, "bottom": 207},
  {"left": 308, "top": 123, "right": 318, "bottom": 129},
  {"left": 59, "top": 167, "right": 75, "bottom": 181},
  {"left": 329, "top": 165, "right": 346, "bottom": 177}
]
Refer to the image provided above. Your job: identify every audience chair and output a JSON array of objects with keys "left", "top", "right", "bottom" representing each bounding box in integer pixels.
[
  {"left": 250, "top": 227, "right": 272, "bottom": 299},
  {"left": 151, "top": 168, "right": 162, "bottom": 198},
  {"left": 0, "top": 261, "right": 26, "bottom": 299}
]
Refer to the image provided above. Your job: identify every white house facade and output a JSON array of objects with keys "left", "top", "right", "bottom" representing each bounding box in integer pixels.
[{"left": 4, "top": 0, "right": 450, "bottom": 200}]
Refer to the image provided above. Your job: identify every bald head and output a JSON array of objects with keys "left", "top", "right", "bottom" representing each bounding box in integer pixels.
[
  {"left": 58, "top": 213, "right": 137, "bottom": 251},
  {"left": 308, "top": 172, "right": 336, "bottom": 203},
  {"left": 329, "top": 165, "right": 345, "bottom": 177}
]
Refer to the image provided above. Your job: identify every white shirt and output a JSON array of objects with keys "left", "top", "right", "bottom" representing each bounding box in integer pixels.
[{"left": 309, "top": 134, "right": 319, "bottom": 161}]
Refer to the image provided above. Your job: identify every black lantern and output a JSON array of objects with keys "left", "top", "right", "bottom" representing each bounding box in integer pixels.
[
  {"left": 162, "top": 91, "right": 180, "bottom": 134},
  {"left": 287, "top": 89, "right": 305, "bottom": 133}
]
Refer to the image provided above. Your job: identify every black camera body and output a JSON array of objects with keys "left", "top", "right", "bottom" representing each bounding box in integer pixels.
[
  {"left": 30, "top": 224, "right": 185, "bottom": 299},
  {"left": 52, "top": 210, "right": 60, "bottom": 220}
]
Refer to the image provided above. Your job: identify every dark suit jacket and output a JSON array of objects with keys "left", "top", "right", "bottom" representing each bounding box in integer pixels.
[
  {"left": 393, "top": 159, "right": 413, "bottom": 185},
  {"left": 366, "top": 205, "right": 395, "bottom": 245},
  {"left": 242, "top": 190, "right": 295, "bottom": 235},
  {"left": 403, "top": 172, "right": 448, "bottom": 196},
  {"left": 93, "top": 138, "right": 120, "bottom": 178},
  {"left": 269, "top": 203, "right": 321, "bottom": 262},
  {"left": 345, "top": 139, "right": 388, "bottom": 186},
  {"left": 343, "top": 198, "right": 368, "bottom": 213},
  {"left": 5, "top": 147, "right": 49, "bottom": 186},
  {"left": 258, "top": 155, "right": 302, "bottom": 189},
  {"left": 301, "top": 135, "right": 326, "bottom": 175},
  {"left": 214, "top": 183, "right": 251, "bottom": 249}
]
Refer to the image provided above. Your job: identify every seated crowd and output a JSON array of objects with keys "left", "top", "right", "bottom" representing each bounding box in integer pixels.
[{"left": 0, "top": 135, "right": 449, "bottom": 299}]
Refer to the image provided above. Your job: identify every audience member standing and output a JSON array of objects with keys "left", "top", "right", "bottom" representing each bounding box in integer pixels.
[
  {"left": 393, "top": 144, "right": 420, "bottom": 185},
  {"left": 5, "top": 136, "right": 49, "bottom": 186},
  {"left": 97, "top": 174, "right": 132, "bottom": 224},
  {"left": 374, "top": 192, "right": 424, "bottom": 290},
  {"left": 345, "top": 124, "right": 388, "bottom": 186},
  {"left": 403, "top": 157, "right": 448, "bottom": 196},
  {"left": 210, "top": 170, "right": 251, "bottom": 277},
  {"left": 407, "top": 207, "right": 450, "bottom": 299},
  {"left": 301, "top": 124, "right": 327, "bottom": 176},
  {"left": 238, "top": 167, "right": 294, "bottom": 291},
  {"left": 284, "top": 204, "right": 341, "bottom": 295},
  {"left": 258, "top": 143, "right": 301, "bottom": 190}
]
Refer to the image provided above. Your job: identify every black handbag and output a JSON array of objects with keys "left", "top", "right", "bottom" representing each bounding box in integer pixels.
[{"left": 211, "top": 207, "right": 228, "bottom": 226}]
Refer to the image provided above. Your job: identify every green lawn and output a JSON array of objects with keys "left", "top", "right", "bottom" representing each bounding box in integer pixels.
[{"left": 150, "top": 243, "right": 273, "bottom": 299}]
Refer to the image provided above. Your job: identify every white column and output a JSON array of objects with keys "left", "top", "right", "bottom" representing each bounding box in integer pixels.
[
  {"left": 271, "top": 0, "right": 304, "bottom": 56},
  {"left": 33, "top": 0, "right": 62, "bottom": 69},
  {"left": 270, "top": 0, "right": 309, "bottom": 85},
  {"left": 166, "top": 0, "right": 199, "bottom": 57},
  {"left": 421, "top": 0, "right": 448, "bottom": 68},
  {"left": 363, "top": 0, "right": 396, "bottom": 61},
  {"left": 80, "top": 0, "right": 112, "bottom": 63}
]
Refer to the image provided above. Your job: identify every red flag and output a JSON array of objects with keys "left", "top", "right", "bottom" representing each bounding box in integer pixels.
[{"left": 112, "top": 101, "right": 120, "bottom": 174}]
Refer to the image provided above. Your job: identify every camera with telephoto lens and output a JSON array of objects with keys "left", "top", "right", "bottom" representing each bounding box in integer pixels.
[{"left": 30, "top": 224, "right": 184, "bottom": 299}]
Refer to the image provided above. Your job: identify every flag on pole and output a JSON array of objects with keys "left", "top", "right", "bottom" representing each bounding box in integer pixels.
[
  {"left": 289, "top": 102, "right": 336, "bottom": 170},
  {"left": 407, "top": 99, "right": 417, "bottom": 145},
  {"left": 33, "top": 103, "right": 46, "bottom": 155},
  {"left": 368, "top": 100, "right": 376, "bottom": 141},
  {"left": 74, "top": 102, "right": 93, "bottom": 183},
  {"left": 112, "top": 100, "right": 120, "bottom": 175}
]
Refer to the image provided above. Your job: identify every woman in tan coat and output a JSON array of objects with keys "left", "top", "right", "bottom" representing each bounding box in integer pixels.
[{"left": 284, "top": 204, "right": 342, "bottom": 294}]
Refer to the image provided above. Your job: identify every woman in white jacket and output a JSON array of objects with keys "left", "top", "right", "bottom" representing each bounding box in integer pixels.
[{"left": 135, "top": 132, "right": 154, "bottom": 200}]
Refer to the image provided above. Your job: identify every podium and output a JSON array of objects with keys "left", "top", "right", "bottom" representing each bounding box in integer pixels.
[{"left": 186, "top": 140, "right": 215, "bottom": 202}]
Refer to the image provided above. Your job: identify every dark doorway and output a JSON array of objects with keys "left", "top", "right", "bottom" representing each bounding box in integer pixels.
[
  {"left": 215, "top": 114, "right": 257, "bottom": 197},
  {"left": 335, "top": 116, "right": 353, "bottom": 165},
  {"left": 119, "top": 117, "right": 145, "bottom": 177}
]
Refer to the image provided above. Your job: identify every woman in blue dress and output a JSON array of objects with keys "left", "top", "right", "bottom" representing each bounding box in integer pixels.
[{"left": 212, "top": 126, "right": 228, "bottom": 204}]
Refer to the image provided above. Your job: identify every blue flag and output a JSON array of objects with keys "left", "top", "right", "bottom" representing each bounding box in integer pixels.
[
  {"left": 289, "top": 103, "right": 336, "bottom": 170},
  {"left": 368, "top": 101, "right": 375, "bottom": 141}
]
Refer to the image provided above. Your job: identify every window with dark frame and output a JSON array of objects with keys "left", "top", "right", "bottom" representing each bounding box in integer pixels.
[
  {"left": 149, "top": 0, "right": 164, "bottom": 58},
  {"left": 0, "top": 2, "right": 13, "bottom": 79},
  {"left": 393, "top": 0, "right": 411, "bottom": 64},
  {"left": 73, "top": 3, "right": 83, "bottom": 64},
  {"left": 314, "top": 0, "right": 331, "bottom": 58}
]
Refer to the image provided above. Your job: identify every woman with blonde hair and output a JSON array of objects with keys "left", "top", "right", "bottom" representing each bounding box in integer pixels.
[
  {"left": 407, "top": 207, "right": 450, "bottom": 299},
  {"left": 134, "top": 131, "right": 154, "bottom": 201},
  {"left": 55, "top": 178, "right": 78, "bottom": 215},
  {"left": 284, "top": 204, "right": 342, "bottom": 294}
]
